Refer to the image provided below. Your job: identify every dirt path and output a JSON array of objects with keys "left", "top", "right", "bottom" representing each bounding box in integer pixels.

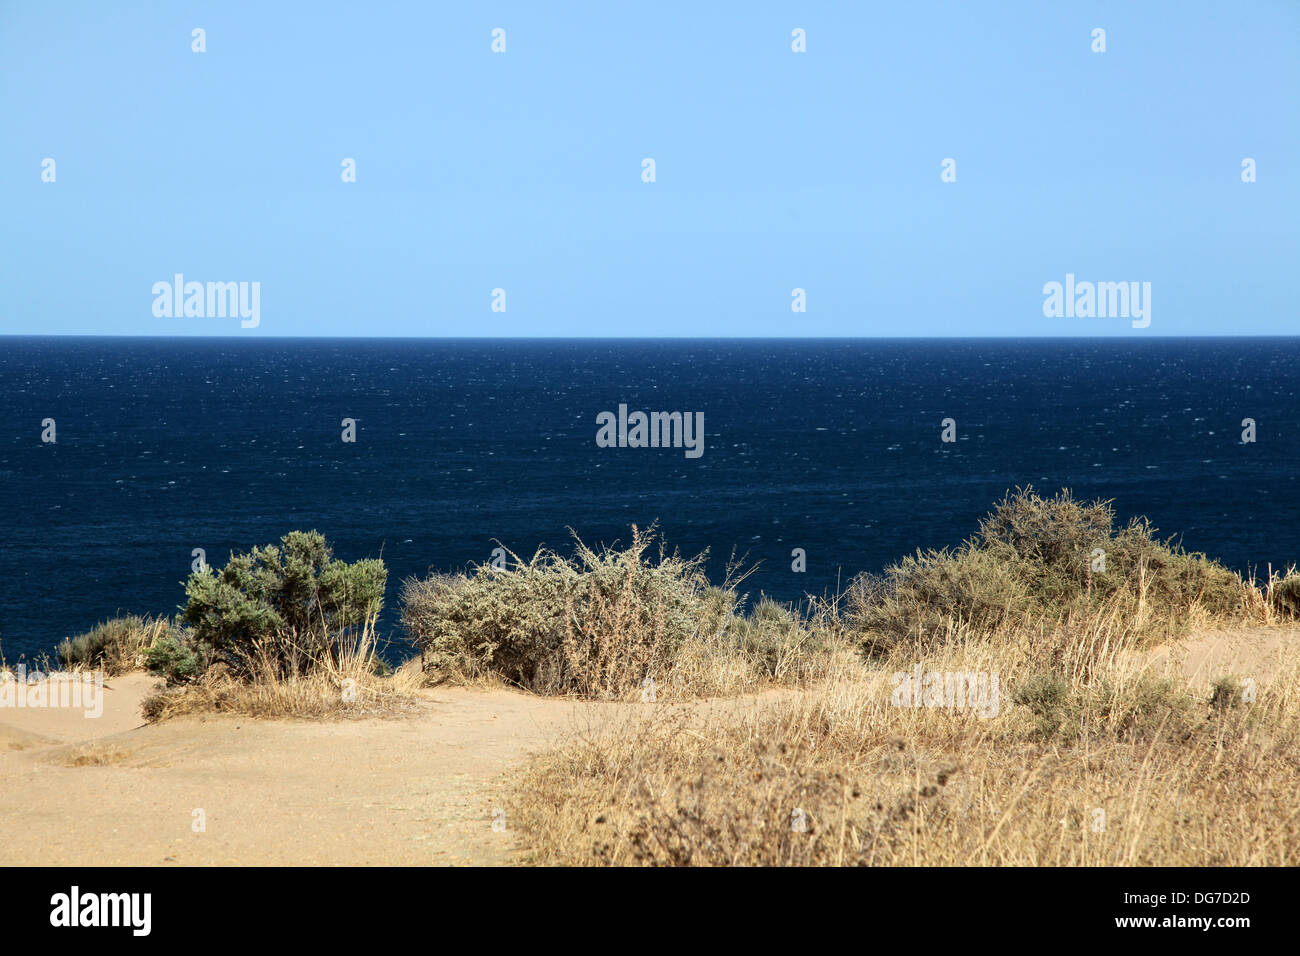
[
  {"left": 0, "top": 675, "right": 785, "bottom": 866},
  {"left": 2, "top": 624, "right": 1293, "bottom": 866}
]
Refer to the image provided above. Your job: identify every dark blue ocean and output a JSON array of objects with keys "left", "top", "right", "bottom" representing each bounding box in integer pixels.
[{"left": 2, "top": 337, "right": 1297, "bottom": 664}]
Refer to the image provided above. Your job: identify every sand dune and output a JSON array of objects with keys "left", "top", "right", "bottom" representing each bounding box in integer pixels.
[
  {"left": 1143, "top": 626, "right": 1294, "bottom": 689},
  {"left": 0, "top": 680, "right": 600, "bottom": 865},
  {"left": 1, "top": 626, "right": 1292, "bottom": 866}
]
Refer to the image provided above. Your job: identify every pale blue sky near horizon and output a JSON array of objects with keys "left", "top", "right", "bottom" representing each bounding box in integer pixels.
[{"left": 2, "top": 1, "right": 1297, "bottom": 337}]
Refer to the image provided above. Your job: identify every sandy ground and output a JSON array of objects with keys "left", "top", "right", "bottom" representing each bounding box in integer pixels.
[
  {"left": 0, "top": 673, "right": 784, "bottom": 866},
  {"left": 1, "top": 625, "right": 1294, "bottom": 866},
  {"left": 1143, "top": 625, "right": 1296, "bottom": 689}
]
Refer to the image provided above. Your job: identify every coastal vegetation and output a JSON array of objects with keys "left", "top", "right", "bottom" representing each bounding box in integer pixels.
[
  {"left": 400, "top": 525, "right": 844, "bottom": 699},
  {"left": 41, "top": 488, "right": 1300, "bottom": 866}
]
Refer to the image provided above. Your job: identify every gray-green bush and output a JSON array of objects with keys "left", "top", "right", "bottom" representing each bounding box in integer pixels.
[
  {"left": 57, "top": 616, "right": 171, "bottom": 675},
  {"left": 847, "top": 487, "right": 1249, "bottom": 653},
  {"left": 1269, "top": 572, "right": 1300, "bottom": 619},
  {"left": 402, "top": 526, "right": 718, "bottom": 698}
]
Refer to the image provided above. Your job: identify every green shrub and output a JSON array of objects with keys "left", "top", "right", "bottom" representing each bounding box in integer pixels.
[
  {"left": 1093, "top": 676, "right": 1194, "bottom": 740},
  {"left": 181, "top": 530, "right": 386, "bottom": 678},
  {"left": 849, "top": 548, "right": 1032, "bottom": 654},
  {"left": 847, "top": 487, "right": 1248, "bottom": 653},
  {"left": 978, "top": 488, "right": 1244, "bottom": 618},
  {"left": 1012, "top": 673, "right": 1071, "bottom": 736},
  {"left": 1014, "top": 672, "right": 1194, "bottom": 742},
  {"left": 57, "top": 616, "right": 169, "bottom": 675},
  {"left": 402, "top": 526, "right": 718, "bottom": 698},
  {"left": 727, "top": 597, "right": 823, "bottom": 679},
  {"left": 143, "top": 631, "right": 205, "bottom": 685},
  {"left": 1210, "top": 675, "right": 1248, "bottom": 710}
]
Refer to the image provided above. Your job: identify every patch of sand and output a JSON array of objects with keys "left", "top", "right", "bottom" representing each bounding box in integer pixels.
[
  {"left": 1143, "top": 625, "right": 1298, "bottom": 690},
  {"left": 2, "top": 625, "right": 1293, "bottom": 866},
  {"left": 0, "top": 674, "right": 783, "bottom": 866}
]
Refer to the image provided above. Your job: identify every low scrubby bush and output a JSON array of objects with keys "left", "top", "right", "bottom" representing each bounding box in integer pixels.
[
  {"left": 402, "top": 526, "right": 720, "bottom": 698},
  {"left": 57, "top": 616, "right": 171, "bottom": 675},
  {"left": 726, "top": 597, "right": 829, "bottom": 681},
  {"left": 1012, "top": 671, "right": 1193, "bottom": 742},
  {"left": 847, "top": 487, "right": 1249, "bottom": 653},
  {"left": 1269, "top": 571, "right": 1300, "bottom": 619},
  {"left": 139, "top": 532, "right": 408, "bottom": 721},
  {"left": 142, "top": 630, "right": 205, "bottom": 685},
  {"left": 181, "top": 530, "right": 386, "bottom": 679}
]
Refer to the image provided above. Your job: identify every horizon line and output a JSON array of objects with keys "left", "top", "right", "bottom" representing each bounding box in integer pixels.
[{"left": 5, "top": 333, "right": 1300, "bottom": 341}]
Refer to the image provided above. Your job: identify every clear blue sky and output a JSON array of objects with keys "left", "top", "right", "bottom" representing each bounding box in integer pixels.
[{"left": 2, "top": 1, "right": 1297, "bottom": 336}]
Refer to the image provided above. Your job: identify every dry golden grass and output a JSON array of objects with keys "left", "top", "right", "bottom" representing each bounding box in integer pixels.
[
  {"left": 141, "top": 667, "right": 425, "bottom": 721},
  {"left": 509, "top": 607, "right": 1300, "bottom": 866},
  {"left": 53, "top": 615, "right": 173, "bottom": 676},
  {"left": 54, "top": 746, "right": 134, "bottom": 768},
  {"left": 653, "top": 626, "right": 859, "bottom": 700},
  {"left": 42, "top": 504, "right": 1300, "bottom": 863},
  {"left": 1261, "top": 565, "right": 1300, "bottom": 623},
  {"left": 141, "top": 623, "right": 424, "bottom": 721}
]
